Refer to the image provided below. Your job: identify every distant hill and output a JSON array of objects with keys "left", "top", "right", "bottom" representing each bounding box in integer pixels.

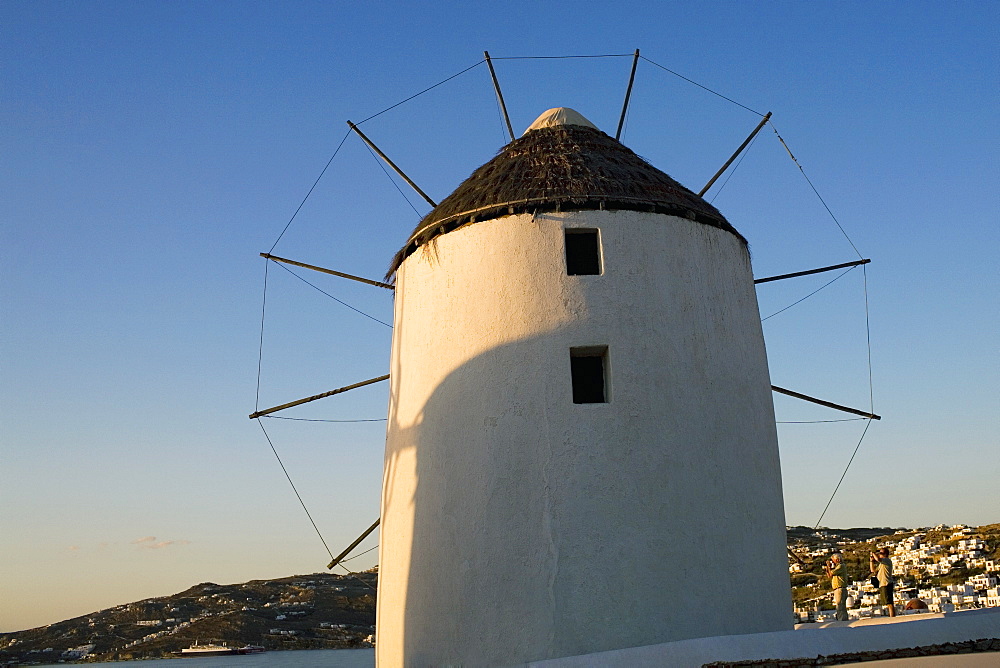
[
  {"left": 786, "top": 526, "right": 903, "bottom": 544},
  {"left": 0, "top": 570, "right": 376, "bottom": 664}
]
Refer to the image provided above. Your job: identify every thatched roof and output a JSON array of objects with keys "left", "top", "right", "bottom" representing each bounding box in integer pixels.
[{"left": 387, "top": 112, "right": 744, "bottom": 277}]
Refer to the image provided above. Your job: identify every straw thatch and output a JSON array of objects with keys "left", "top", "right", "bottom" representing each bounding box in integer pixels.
[{"left": 387, "top": 123, "right": 744, "bottom": 278}]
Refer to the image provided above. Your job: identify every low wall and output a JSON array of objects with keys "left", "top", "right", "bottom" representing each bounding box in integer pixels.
[{"left": 521, "top": 608, "right": 1000, "bottom": 668}]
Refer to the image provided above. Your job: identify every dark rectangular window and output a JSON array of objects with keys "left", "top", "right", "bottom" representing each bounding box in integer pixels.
[
  {"left": 565, "top": 229, "right": 602, "bottom": 275},
  {"left": 570, "top": 346, "right": 609, "bottom": 404}
]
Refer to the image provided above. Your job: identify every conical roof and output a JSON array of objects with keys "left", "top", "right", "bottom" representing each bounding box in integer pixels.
[{"left": 388, "top": 108, "right": 744, "bottom": 277}]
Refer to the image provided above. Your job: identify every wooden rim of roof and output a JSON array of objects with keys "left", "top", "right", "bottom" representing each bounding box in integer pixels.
[{"left": 387, "top": 123, "right": 745, "bottom": 278}]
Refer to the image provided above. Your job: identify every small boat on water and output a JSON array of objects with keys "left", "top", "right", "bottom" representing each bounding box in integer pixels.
[{"left": 236, "top": 644, "right": 266, "bottom": 654}]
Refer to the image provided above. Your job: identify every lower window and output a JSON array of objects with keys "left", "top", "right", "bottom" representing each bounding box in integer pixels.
[{"left": 570, "top": 346, "right": 609, "bottom": 404}]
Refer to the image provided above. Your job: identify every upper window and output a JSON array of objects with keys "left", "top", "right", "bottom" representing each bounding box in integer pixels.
[{"left": 565, "top": 229, "right": 602, "bottom": 275}]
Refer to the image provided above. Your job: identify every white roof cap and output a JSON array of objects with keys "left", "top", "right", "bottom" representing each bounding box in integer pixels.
[{"left": 523, "top": 107, "right": 598, "bottom": 135}]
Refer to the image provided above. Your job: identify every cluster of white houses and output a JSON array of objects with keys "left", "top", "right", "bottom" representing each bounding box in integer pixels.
[
  {"left": 890, "top": 529, "right": 994, "bottom": 576},
  {"left": 794, "top": 525, "right": 999, "bottom": 622},
  {"left": 6, "top": 644, "right": 97, "bottom": 661},
  {"left": 120, "top": 616, "right": 197, "bottom": 649}
]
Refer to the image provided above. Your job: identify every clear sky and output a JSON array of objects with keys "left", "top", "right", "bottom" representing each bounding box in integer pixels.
[{"left": 2, "top": 0, "right": 997, "bottom": 633}]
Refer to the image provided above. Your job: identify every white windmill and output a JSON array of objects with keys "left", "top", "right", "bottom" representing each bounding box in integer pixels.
[{"left": 251, "top": 52, "right": 879, "bottom": 667}]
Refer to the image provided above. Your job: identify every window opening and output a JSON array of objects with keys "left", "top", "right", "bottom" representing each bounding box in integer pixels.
[
  {"left": 570, "top": 346, "right": 609, "bottom": 404},
  {"left": 565, "top": 229, "right": 602, "bottom": 275}
]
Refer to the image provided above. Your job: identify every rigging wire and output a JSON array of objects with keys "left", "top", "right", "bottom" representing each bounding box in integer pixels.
[
  {"left": 760, "top": 266, "right": 857, "bottom": 322},
  {"left": 768, "top": 122, "right": 863, "bottom": 260},
  {"left": 264, "top": 415, "right": 387, "bottom": 423},
  {"left": 268, "top": 259, "right": 393, "bottom": 328},
  {"left": 492, "top": 80, "right": 510, "bottom": 144},
  {"left": 333, "top": 563, "right": 379, "bottom": 593},
  {"left": 357, "top": 60, "right": 486, "bottom": 125},
  {"left": 709, "top": 131, "right": 760, "bottom": 204},
  {"left": 639, "top": 56, "right": 765, "bottom": 116},
  {"left": 256, "top": 420, "right": 335, "bottom": 561},
  {"left": 361, "top": 140, "right": 421, "bottom": 216},
  {"left": 491, "top": 53, "right": 634, "bottom": 59},
  {"left": 269, "top": 129, "right": 352, "bottom": 254},
  {"left": 255, "top": 260, "right": 270, "bottom": 413},
  {"left": 814, "top": 419, "right": 874, "bottom": 529},
  {"left": 777, "top": 418, "right": 868, "bottom": 424},
  {"left": 863, "top": 264, "right": 875, "bottom": 413},
  {"left": 256, "top": 420, "right": 380, "bottom": 594},
  {"left": 341, "top": 544, "right": 379, "bottom": 562}
]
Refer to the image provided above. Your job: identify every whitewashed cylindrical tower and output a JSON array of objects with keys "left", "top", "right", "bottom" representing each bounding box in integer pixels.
[{"left": 377, "top": 108, "right": 791, "bottom": 666}]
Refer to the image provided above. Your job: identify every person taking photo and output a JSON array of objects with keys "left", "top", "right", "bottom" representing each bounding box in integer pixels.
[{"left": 824, "top": 552, "right": 848, "bottom": 621}]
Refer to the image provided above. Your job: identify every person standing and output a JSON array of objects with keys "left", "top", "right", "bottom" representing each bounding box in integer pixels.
[
  {"left": 870, "top": 547, "right": 896, "bottom": 617},
  {"left": 824, "top": 552, "right": 849, "bottom": 621}
]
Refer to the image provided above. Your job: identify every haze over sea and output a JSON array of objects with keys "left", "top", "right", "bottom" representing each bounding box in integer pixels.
[{"left": 39, "top": 649, "right": 373, "bottom": 668}]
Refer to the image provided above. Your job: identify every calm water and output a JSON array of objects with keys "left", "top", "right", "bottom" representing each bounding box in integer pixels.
[{"left": 40, "top": 648, "right": 374, "bottom": 668}]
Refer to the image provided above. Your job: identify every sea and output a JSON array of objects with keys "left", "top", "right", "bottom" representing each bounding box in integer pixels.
[{"left": 38, "top": 649, "right": 374, "bottom": 668}]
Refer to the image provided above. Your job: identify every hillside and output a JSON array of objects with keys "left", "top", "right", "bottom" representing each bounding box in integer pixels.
[{"left": 0, "top": 570, "right": 376, "bottom": 664}]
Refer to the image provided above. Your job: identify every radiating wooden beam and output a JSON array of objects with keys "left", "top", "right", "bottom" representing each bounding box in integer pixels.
[
  {"left": 261, "top": 253, "right": 394, "bottom": 290},
  {"left": 347, "top": 121, "right": 437, "bottom": 208},
  {"left": 615, "top": 49, "right": 641, "bottom": 141},
  {"left": 699, "top": 111, "right": 772, "bottom": 197},
  {"left": 249, "top": 375, "right": 390, "bottom": 420},
  {"left": 772, "top": 385, "right": 880, "bottom": 420},
  {"left": 755, "top": 259, "right": 870, "bottom": 284},
  {"left": 328, "top": 518, "right": 380, "bottom": 570},
  {"left": 484, "top": 51, "right": 515, "bottom": 142}
]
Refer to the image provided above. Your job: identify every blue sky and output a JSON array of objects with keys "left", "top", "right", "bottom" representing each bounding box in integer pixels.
[{"left": 2, "top": 1, "right": 997, "bottom": 632}]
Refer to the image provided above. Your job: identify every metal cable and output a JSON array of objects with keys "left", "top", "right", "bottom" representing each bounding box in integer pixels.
[
  {"left": 863, "top": 264, "right": 875, "bottom": 413},
  {"left": 263, "top": 415, "right": 387, "bottom": 423},
  {"left": 760, "top": 266, "right": 857, "bottom": 322},
  {"left": 709, "top": 132, "right": 760, "bottom": 204},
  {"left": 491, "top": 53, "right": 633, "bottom": 60},
  {"left": 256, "top": 423, "right": 379, "bottom": 594},
  {"left": 269, "top": 129, "right": 352, "bottom": 254},
  {"left": 256, "top": 410, "right": 379, "bottom": 594},
  {"left": 256, "top": 420, "right": 335, "bottom": 560},
  {"left": 777, "top": 418, "right": 868, "bottom": 424},
  {"left": 769, "top": 122, "right": 863, "bottom": 259},
  {"left": 361, "top": 140, "right": 421, "bottom": 216},
  {"left": 268, "top": 259, "right": 392, "bottom": 328},
  {"left": 357, "top": 60, "right": 486, "bottom": 125},
  {"left": 333, "top": 563, "right": 379, "bottom": 593},
  {"left": 814, "top": 419, "right": 874, "bottom": 528},
  {"left": 255, "top": 260, "right": 270, "bottom": 413},
  {"left": 341, "top": 544, "right": 379, "bottom": 562},
  {"left": 639, "top": 56, "right": 765, "bottom": 116},
  {"left": 492, "top": 78, "right": 510, "bottom": 144}
]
